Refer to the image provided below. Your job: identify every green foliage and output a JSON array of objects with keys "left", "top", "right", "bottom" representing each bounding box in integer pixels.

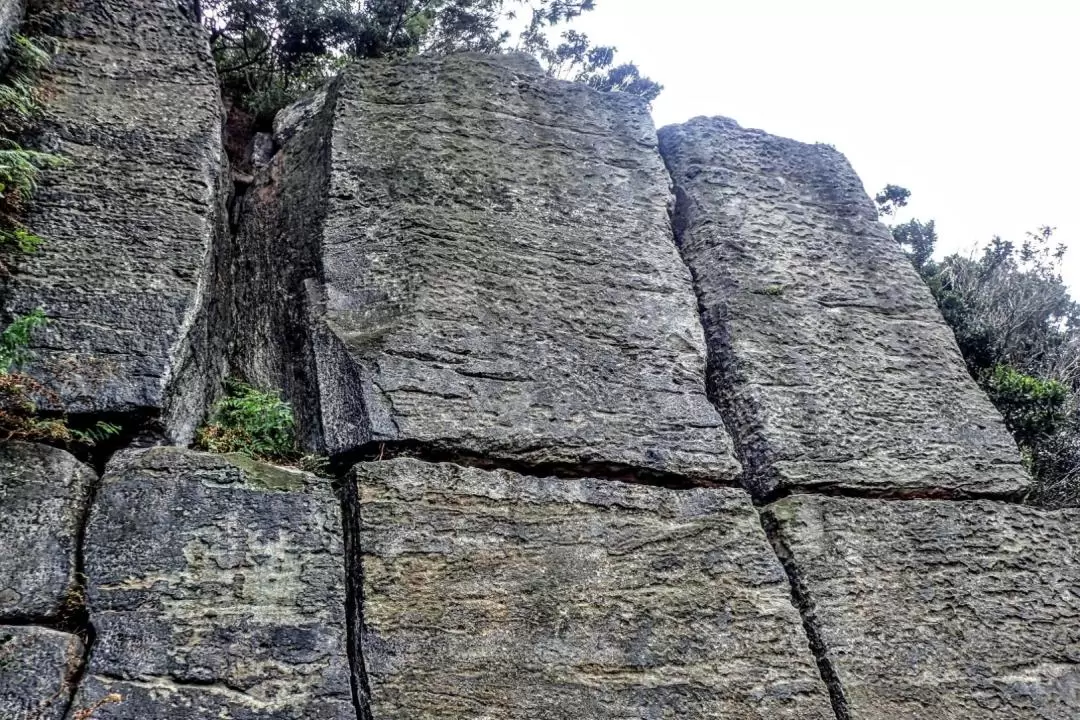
[
  {"left": 0, "top": 35, "right": 62, "bottom": 256},
  {"left": 873, "top": 184, "right": 910, "bottom": 217},
  {"left": 70, "top": 421, "right": 123, "bottom": 446},
  {"left": 201, "top": 0, "right": 660, "bottom": 119},
  {"left": 875, "top": 185, "right": 1080, "bottom": 505},
  {"left": 196, "top": 379, "right": 299, "bottom": 461},
  {"left": 984, "top": 365, "right": 1068, "bottom": 445},
  {"left": 0, "top": 308, "right": 47, "bottom": 373}
]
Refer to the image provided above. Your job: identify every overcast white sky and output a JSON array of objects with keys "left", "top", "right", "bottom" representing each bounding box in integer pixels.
[{"left": 569, "top": 0, "right": 1079, "bottom": 294}]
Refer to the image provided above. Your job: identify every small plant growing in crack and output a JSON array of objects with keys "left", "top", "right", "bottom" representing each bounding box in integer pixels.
[
  {"left": 0, "top": 309, "right": 119, "bottom": 446},
  {"left": 196, "top": 378, "right": 300, "bottom": 463},
  {"left": 0, "top": 34, "right": 67, "bottom": 259}
]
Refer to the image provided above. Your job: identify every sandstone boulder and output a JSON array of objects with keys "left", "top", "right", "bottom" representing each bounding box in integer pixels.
[
  {"left": 73, "top": 448, "right": 353, "bottom": 719},
  {"left": 659, "top": 117, "right": 1026, "bottom": 499},
  {"left": 0, "top": 441, "right": 95, "bottom": 619},
  {"left": 234, "top": 54, "right": 741, "bottom": 483},
  {"left": 764, "top": 495, "right": 1080, "bottom": 719},
  {"left": 0, "top": 625, "right": 83, "bottom": 720},
  {"left": 6, "top": 0, "right": 226, "bottom": 441},
  {"left": 352, "top": 458, "right": 834, "bottom": 719}
]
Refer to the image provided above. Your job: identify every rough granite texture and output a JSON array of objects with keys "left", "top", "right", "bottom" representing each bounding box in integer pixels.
[
  {"left": 4, "top": 0, "right": 226, "bottom": 441},
  {"left": 765, "top": 495, "right": 1080, "bottom": 719},
  {"left": 353, "top": 458, "right": 834, "bottom": 719},
  {"left": 73, "top": 448, "right": 353, "bottom": 719},
  {"left": 0, "top": 625, "right": 83, "bottom": 720},
  {"left": 659, "top": 117, "right": 1027, "bottom": 499},
  {"left": 0, "top": 441, "right": 95, "bottom": 619},
  {"left": 234, "top": 53, "right": 741, "bottom": 482}
]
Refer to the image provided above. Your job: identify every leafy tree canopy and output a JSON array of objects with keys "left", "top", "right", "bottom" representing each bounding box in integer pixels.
[{"left": 198, "top": 0, "right": 661, "bottom": 121}]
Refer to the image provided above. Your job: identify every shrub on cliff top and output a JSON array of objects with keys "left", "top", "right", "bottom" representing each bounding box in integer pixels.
[
  {"left": 196, "top": 379, "right": 299, "bottom": 461},
  {"left": 200, "top": 0, "right": 661, "bottom": 121}
]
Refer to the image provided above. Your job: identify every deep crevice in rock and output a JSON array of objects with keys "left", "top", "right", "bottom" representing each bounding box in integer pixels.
[
  {"left": 758, "top": 509, "right": 850, "bottom": 720},
  {"left": 336, "top": 473, "right": 376, "bottom": 720},
  {"left": 330, "top": 439, "right": 736, "bottom": 490}
]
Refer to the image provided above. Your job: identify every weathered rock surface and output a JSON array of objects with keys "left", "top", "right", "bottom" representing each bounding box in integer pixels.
[
  {"left": 0, "top": 0, "right": 22, "bottom": 60},
  {"left": 73, "top": 448, "right": 353, "bottom": 719},
  {"left": 659, "top": 117, "right": 1027, "bottom": 499},
  {"left": 234, "top": 53, "right": 740, "bottom": 483},
  {"left": 765, "top": 495, "right": 1080, "bottom": 719},
  {"left": 0, "top": 625, "right": 83, "bottom": 720},
  {"left": 5, "top": 0, "right": 226, "bottom": 441},
  {"left": 0, "top": 441, "right": 95, "bottom": 619},
  {"left": 353, "top": 458, "right": 834, "bottom": 719}
]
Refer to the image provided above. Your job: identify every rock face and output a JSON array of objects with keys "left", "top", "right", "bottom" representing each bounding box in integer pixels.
[
  {"left": 352, "top": 458, "right": 834, "bottom": 719},
  {"left": 658, "top": 117, "right": 1027, "bottom": 499},
  {"left": 0, "top": 19, "right": 1073, "bottom": 720},
  {"left": 0, "top": 0, "right": 22, "bottom": 60},
  {"left": 0, "top": 625, "right": 83, "bottom": 720},
  {"left": 74, "top": 448, "right": 353, "bottom": 719},
  {"left": 5, "top": 0, "right": 226, "bottom": 441},
  {"left": 765, "top": 495, "right": 1080, "bottom": 719},
  {"left": 233, "top": 53, "right": 741, "bottom": 483},
  {"left": 0, "top": 441, "right": 95, "bottom": 619}
]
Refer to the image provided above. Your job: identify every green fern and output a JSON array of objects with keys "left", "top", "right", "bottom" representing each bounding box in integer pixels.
[
  {"left": 196, "top": 380, "right": 298, "bottom": 461},
  {"left": 0, "top": 308, "right": 47, "bottom": 373},
  {"left": 70, "top": 421, "right": 122, "bottom": 446}
]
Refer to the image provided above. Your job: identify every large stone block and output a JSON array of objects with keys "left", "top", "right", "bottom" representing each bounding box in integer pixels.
[
  {"left": 5, "top": 0, "right": 226, "bottom": 440},
  {"left": 234, "top": 54, "right": 740, "bottom": 483},
  {"left": 764, "top": 495, "right": 1080, "bottom": 719},
  {"left": 0, "top": 441, "right": 95, "bottom": 619},
  {"left": 0, "top": 626, "right": 83, "bottom": 720},
  {"left": 73, "top": 448, "right": 353, "bottom": 719},
  {"left": 353, "top": 458, "right": 834, "bottom": 719},
  {"left": 659, "top": 117, "right": 1026, "bottom": 498}
]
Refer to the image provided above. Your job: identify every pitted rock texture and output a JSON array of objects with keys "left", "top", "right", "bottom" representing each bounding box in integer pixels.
[
  {"left": 0, "top": 441, "right": 94, "bottom": 619},
  {"left": 659, "top": 117, "right": 1026, "bottom": 499},
  {"left": 5, "top": 0, "right": 226, "bottom": 441},
  {"left": 0, "top": 626, "right": 83, "bottom": 720},
  {"left": 238, "top": 53, "right": 741, "bottom": 482},
  {"left": 353, "top": 458, "right": 834, "bottom": 719},
  {"left": 0, "top": 0, "right": 21, "bottom": 60},
  {"left": 73, "top": 448, "right": 353, "bottom": 719},
  {"left": 765, "top": 495, "right": 1080, "bottom": 719}
]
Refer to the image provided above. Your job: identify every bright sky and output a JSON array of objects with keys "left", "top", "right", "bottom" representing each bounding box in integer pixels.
[{"left": 570, "top": 0, "right": 1080, "bottom": 294}]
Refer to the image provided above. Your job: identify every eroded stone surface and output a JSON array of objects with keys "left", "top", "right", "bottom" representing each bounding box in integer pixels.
[
  {"left": 5, "top": 0, "right": 226, "bottom": 441},
  {"left": 74, "top": 447, "right": 352, "bottom": 719},
  {"left": 0, "top": 0, "right": 22, "bottom": 60},
  {"left": 234, "top": 53, "right": 740, "bottom": 482},
  {"left": 0, "top": 441, "right": 95, "bottom": 619},
  {"left": 765, "top": 495, "right": 1080, "bottom": 719},
  {"left": 0, "top": 626, "right": 83, "bottom": 720},
  {"left": 659, "top": 116, "right": 1026, "bottom": 498},
  {"left": 354, "top": 458, "right": 833, "bottom": 719}
]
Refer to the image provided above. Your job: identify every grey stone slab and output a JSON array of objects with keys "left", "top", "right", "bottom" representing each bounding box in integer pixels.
[
  {"left": 764, "top": 495, "right": 1080, "bottom": 719},
  {"left": 354, "top": 458, "right": 834, "bottom": 719},
  {"left": 233, "top": 53, "right": 741, "bottom": 483},
  {"left": 0, "top": 441, "right": 95, "bottom": 619},
  {"left": 73, "top": 448, "right": 352, "bottom": 719},
  {"left": 659, "top": 116, "right": 1027, "bottom": 499},
  {"left": 0, "top": 626, "right": 83, "bottom": 720},
  {"left": 5, "top": 0, "right": 227, "bottom": 441}
]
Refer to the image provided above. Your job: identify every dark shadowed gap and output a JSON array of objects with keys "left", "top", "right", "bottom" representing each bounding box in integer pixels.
[
  {"left": 336, "top": 472, "right": 376, "bottom": 720},
  {"left": 758, "top": 508, "right": 850, "bottom": 720},
  {"left": 328, "top": 438, "right": 740, "bottom": 490}
]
